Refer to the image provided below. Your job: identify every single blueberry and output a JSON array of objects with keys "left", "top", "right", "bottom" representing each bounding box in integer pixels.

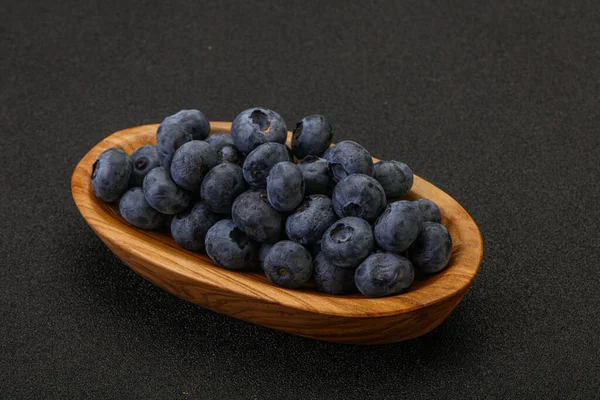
[
  {"left": 129, "top": 145, "right": 160, "bottom": 187},
  {"left": 119, "top": 187, "right": 167, "bottom": 229},
  {"left": 285, "top": 195, "right": 338, "bottom": 244},
  {"left": 156, "top": 119, "right": 193, "bottom": 170},
  {"left": 263, "top": 241, "right": 313, "bottom": 289},
  {"left": 242, "top": 142, "right": 290, "bottom": 188},
  {"left": 200, "top": 163, "right": 248, "bottom": 214},
  {"left": 205, "top": 219, "right": 259, "bottom": 270},
  {"left": 408, "top": 222, "right": 453, "bottom": 274},
  {"left": 231, "top": 190, "right": 284, "bottom": 243},
  {"left": 298, "top": 156, "right": 334, "bottom": 195},
  {"left": 374, "top": 200, "right": 422, "bottom": 253},
  {"left": 170, "top": 201, "right": 222, "bottom": 252},
  {"left": 321, "top": 217, "right": 374, "bottom": 268},
  {"left": 313, "top": 252, "right": 357, "bottom": 295},
  {"left": 354, "top": 252, "right": 415, "bottom": 298},
  {"left": 373, "top": 160, "right": 414, "bottom": 198},
  {"left": 161, "top": 109, "right": 211, "bottom": 140},
  {"left": 143, "top": 166, "right": 192, "bottom": 215},
  {"left": 291, "top": 115, "right": 333, "bottom": 159},
  {"left": 170, "top": 140, "right": 218, "bottom": 192},
  {"left": 414, "top": 198, "right": 442, "bottom": 223},
  {"left": 266, "top": 161, "right": 305, "bottom": 212},
  {"left": 259, "top": 243, "right": 275, "bottom": 270},
  {"left": 91, "top": 148, "right": 133, "bottom": 203},
  {"left": 331, "top": 173, "right": 386, "bottom": 223},
  {"left": 230, "top": 108, "right": 287, "bottom": 153},
  {"left": 324, "top": 140, "right": 374, "bottom": 182},
  {"left": 205, "top": 132, "right": 244, "bottom": 165}
]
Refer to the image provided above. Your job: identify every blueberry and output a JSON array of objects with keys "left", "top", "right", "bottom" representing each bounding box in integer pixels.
[
  {"left": 373, "top": 160, "right": 414, "bottom": 198},
  {"left": 291, "top": 114, "right": 333, "bottom": 159},
  {"left": 324, "top": 140, "right": 374, "bottom": 182},
  {"left": 297, "top": 156, "right": 334, "bottom": 195},
  {"left": 408, "top": 222, "right": 453, "bottom": 274},
  {"left": 91, "top": 148, "right": 133, "bottom": 202},
  {"left": 143, "top": 166, "right": 192, "bottom": 215},
  {"left": 259, "top": 243, "right": 274, "bottom": 270},
  {"left": 263, "top": 241, "right": 313, "bottom": 289},
  {"left": 170, "top": 201, "right": 221, "bottom": 252},
  {"left": 205, "top": 219, "right": 259, "bottom": 270},
  {"left": 242, "top": 142, "right": 290, "bottom": 188},
  {"left": 129, "top": 145, "right": 160, "bottom": 187},
  {"left": 231, "top": 190, "right": 284, "bottom": 243},
  {"left": 266, "top": 161, "right": 305, "bottom": 212},
  {"left": 230, "top": 108, "right": 287, "bottom": 153},
  {"left": 313, "top": 252, "right": 357, "bottom": 295},
  {"left": 354, "top": 252, "right": 415, "bottom": 298},
  {"left": 331, "top": 174, "right": 386, "bottom": 223},
  {"left": 415, "top": 198, "right": 442, "bottom": 223},
  {"left": 285, "top": 195, "right": 337, "bottom": 244},
  {"left": 161, "top": 109, "right": 211, "bottom": 140},
  {"left": 170, "top": 140, "right": 218, "bottom": 192},
  {"left": 321, "top": 217, "right": 374, "bottom": 268},
  {"left": 374, "top": 200, "right": 422, "bottom": 253},
  {"left": 156, "top": 120, "right": 193, "bottom": 170},
  {"left": 119, "top": 187, "right": 167, "bottom": 229},
  {"left": 200, "top": 163, "right": 247, "bottom": 214},
  {"left": 205, "top": 132, "right": 244, "bottom": 165}
]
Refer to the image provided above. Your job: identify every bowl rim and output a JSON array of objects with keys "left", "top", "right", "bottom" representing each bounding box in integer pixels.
[{"left": 72, "top": 122, "right": 483, "bottom": 319}]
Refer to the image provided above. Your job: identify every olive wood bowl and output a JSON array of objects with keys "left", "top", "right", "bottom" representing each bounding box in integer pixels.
[{"left": 71, "top": 122, "right": 483, "bottom": 345}]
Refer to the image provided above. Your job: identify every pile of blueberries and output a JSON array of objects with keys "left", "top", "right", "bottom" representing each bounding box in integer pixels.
[{"left": 91, "top": 108, "right": 453, "bottom": 298}]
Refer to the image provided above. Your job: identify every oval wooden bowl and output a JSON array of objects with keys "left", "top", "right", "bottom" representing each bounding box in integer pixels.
[{"left": 71, "top": 122, "right": 483, "bottom": 345}]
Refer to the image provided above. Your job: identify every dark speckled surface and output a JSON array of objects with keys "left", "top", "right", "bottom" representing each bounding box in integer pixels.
[{"left": 1, "top": 0, "right": 599, "bottom": 398}]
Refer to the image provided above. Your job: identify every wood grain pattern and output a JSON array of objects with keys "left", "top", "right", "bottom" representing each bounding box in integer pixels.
[{"left": 71, "top": 122, "right": 483, "bottom": 344}]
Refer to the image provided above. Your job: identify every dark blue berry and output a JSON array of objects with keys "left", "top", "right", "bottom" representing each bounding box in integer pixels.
[
  {"left": 170, "top": 140, "right": 218, "bottom": 192},
  {"left": 143, "top": 166, "right": 192, "bottom": 215},
  {"left": 373, "top": 160, "right": 414, "bottom": 198},
  {"left": 231, "top": 190, "right": 284, "bottom": 243},
  {"left": 285, "top": 195, "right": 338, "bottom": 244},
  {"left": 170, "top": 201, "right": 221, "bottom": 252},
  {"left": 291, "top": 115, "right": 333, "bottom": 159},
  {"left": 156, "top": 119, "right": 193, "bottom": 170},
  {"left": 313, "top": 252, "right": 357, "bottom": 295},
  {"left": 321, "top": 217, "right": 374, "bottom": 268},
  {"left": 200, "top": 163, "right": 247, "bottom": 214},
  {"left": 230, "top": 108, "right": 287, "bottom": 153},
  {"left": 129, "top": 145, "right": 160, "bottom": 187},
  {"left": 91, "top": 148, "right": 133, "bottom": 202},
  {"left": 242, "top": 142, "right": 290, "bottom": 189},
  {"left": 354, "top": 252, "right": 415, "bottom": 298},
  {"left": 415, "top": 198, "right": 442, "bottom": 223},
  {"left": 263, "top": 241, "right": 313, "bottom": 289},
  {"left": 119, "top": 187, "right": 167, "bottom": 229},
  {"left": 266, "top": 161, "right": 305, "bottom": 212},
  {"left": 297, "top": 156, "right": 334, "bottom": 195},
  {"left": 408, "top": 222, "right": 453, "bottom": 274},
  {"left": 324, "top": 140, "right": 374, "bottom": 182},
  {"left": 374, "top": 200, "right": 422, "bottom": 253},
  {"left": 161, "top": 109, "right": 211, "bottom": 140},
  {"left": 205, "top": 132, "right": 244, "bottom": 165},
  {"left": 205, "top": 219, "right": 259, "bottom": 270},
  {"left": 331, "top": 173, "right": 386, "bottom": 223}
]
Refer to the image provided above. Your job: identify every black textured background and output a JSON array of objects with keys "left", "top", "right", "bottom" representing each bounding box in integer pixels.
[{"left": 2, "top": 0, "right": 600, "bottom": 398}]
